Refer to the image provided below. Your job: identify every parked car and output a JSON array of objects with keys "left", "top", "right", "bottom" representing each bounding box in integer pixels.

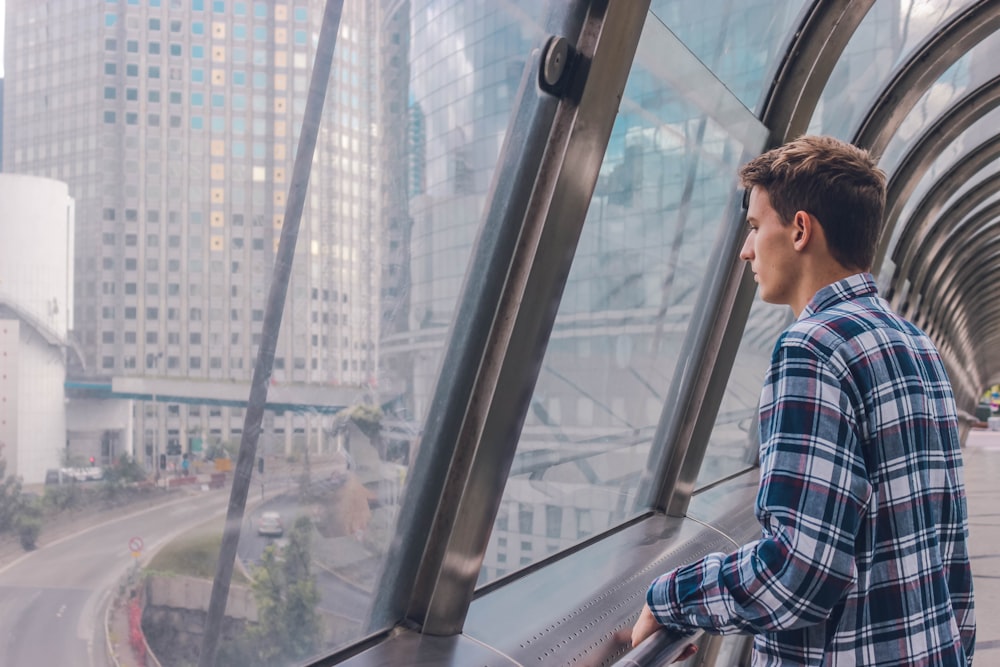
[{"left": 257, "top": 511, "right": 284, "bottom": 537}]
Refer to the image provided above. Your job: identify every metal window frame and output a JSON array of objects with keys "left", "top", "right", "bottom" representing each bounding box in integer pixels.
[
  {"left": 853, "top": 0, "right": 1000, "bottom": 156},
  {"left": 880, "top": 74, "right": 1000, "bottom": 267},
  {"left": 886, "top": 137, "right": 1000, "bottom": 307},
  {"left": 370, "top": 0, "right": 653, "bottom": 638},
  {"left": 650, "top": 0, "right": 873, "bottom": 516}
]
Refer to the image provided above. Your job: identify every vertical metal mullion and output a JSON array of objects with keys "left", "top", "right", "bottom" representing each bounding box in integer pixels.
[
  {"left": 367, "top": 1, "right": 593, "bottom": 636},
  {"left": 637, "top": 193, "right": 749, "bottom": 514},
  {"left": 371, "top": 0, "right": 653, "bottom": 638},
  {"left": 641, "top": 0, "right": 874, "bottom": 514}
]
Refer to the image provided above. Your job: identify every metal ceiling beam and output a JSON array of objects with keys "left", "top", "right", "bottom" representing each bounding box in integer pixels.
[
  {"left": 886, "top": 136, "right": 1000, "bottom": 304},
  {"left": 853, "top": 0, "right": 1000, "bottom": 155},
  {"left": 897, "top": 172, "right": 1000, "bottom": 314},
  {"left": 878, "top": 74, "right": 1000, "bottom": 275}
]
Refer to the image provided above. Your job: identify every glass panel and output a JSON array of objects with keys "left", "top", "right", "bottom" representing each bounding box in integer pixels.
[
  {"left": 696, "top": 297, "right": 789, "bottom": 488},
  {"left": 882, "top": 108, "right": 1000, "bottom": 282},
  {"left": 650, "top": 0, "right": 808, "bottom": 113},
  {"left": 0, "top": 1, "right": 560, "bottom": 665},
  {"left": 808, "top": 0, "right": 976, "bottom": 140},
  {"left": 860, "top": 29, "right": 1000, "bottom": 292},
  {"left": 881, "top": 29, "right": 1000, "bottom": 172},
  {"left": 479, "top": 13, "right": 768, "bottom": 585}
]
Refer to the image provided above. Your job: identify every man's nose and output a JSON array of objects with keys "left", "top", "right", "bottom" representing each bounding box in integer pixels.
[{"left": 739, "top": 236, "right": 753, "bottom": 261}]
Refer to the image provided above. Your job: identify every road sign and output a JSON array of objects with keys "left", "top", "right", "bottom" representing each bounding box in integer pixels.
[{"left": 129, "top": 536, "right": 144, "bottom": 553}]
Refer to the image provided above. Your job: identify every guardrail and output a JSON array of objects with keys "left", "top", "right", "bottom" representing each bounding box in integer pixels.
[{"left": 611, "top": 628, "right": 704, "bottom": 667}]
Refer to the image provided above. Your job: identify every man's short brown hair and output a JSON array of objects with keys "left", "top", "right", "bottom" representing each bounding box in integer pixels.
[{"left": 739, "top": 135, "right": 887, "bottom": 271}]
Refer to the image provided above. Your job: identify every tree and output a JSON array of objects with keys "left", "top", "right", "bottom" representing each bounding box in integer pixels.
[
  {"left": 348, "top": 404, "right": 384, "bottom": 457},
  {"left": 0, "top": 458, "right": 25, "bottom": 533},
  {"left": 0, "top": 458, "right": 41, "bottom": 549},
  {"left": 247, "top": 516, "right": 321, "bottom": 665}
]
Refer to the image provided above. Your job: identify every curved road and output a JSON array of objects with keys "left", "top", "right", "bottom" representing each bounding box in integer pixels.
[{"left": 0, "top": 490, "right": 230, "bottom": 667}]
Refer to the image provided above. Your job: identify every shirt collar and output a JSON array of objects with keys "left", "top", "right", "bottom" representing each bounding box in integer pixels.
[{"left": 800, "top": 272, "right": 878, "bottom": 319}]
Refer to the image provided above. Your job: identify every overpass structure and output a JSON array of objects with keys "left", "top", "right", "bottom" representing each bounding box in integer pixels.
[{"left": 65, "top": 376, "right": 369, "bottom": 414}]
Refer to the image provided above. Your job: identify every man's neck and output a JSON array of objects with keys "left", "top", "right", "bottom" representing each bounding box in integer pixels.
[{"left": 791, "top": 265, "right": 860, "bottom": 318}]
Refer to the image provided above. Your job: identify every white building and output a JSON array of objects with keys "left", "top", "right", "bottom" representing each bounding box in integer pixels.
[{"left": 0, "top": 174, "right": 75, "bottom": 483}]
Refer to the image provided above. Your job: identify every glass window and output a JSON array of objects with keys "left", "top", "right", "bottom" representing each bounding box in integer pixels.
[
  {"left": 482, "top": 10, "right": 768, "bottom": 583},
  {"left": 807, "top": 1, "right": 975, "bottom": 141}
]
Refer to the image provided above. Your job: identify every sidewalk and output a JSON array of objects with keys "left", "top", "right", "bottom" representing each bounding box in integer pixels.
[
  {"left": 960, "top": 429, "right": 1000, "bottom": 661},
  {"left": 106, "top": 586, "right": 154, "bottom": 667}
]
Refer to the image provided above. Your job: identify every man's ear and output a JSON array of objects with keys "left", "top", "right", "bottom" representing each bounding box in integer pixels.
[{"left": 791, "top": 211, "right": 811, "bottom": 251}]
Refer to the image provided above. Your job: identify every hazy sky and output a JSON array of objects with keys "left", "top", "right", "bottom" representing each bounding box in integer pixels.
[{"left": 1, "top": 1, "right": 5, "bottom": 78}]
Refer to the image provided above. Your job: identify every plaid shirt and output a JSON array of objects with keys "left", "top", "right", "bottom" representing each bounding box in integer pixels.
[{"left": 647, "top": 274, "right": 975, "bottom": 666}]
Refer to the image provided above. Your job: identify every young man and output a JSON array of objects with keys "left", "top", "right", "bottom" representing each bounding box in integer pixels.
[{"left": 631, "top": 135, "right": 976, "bottom": 665}]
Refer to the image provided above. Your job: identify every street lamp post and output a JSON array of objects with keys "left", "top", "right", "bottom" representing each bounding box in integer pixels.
[{"left": 148, "top": 352, "right": 163, "bottom": 484}]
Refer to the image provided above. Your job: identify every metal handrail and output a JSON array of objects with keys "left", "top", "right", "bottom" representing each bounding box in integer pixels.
[{"left": 612, "top": 628, "right": 704, "bottom": 667}]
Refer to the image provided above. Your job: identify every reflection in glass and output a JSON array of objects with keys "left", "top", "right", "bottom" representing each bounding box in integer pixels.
[
  {"left": 650, "top": 0, "right": 807, "bottom": 113},
  {"left": 480, "top": 14, "right": 766, "bottom": 584},
  {"left": 696, "top": 296, "right": 788, "bottom": 489}
]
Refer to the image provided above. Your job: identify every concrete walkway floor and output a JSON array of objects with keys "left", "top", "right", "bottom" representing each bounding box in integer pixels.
[{"left": 961, "top": 429, "right": 1000, "bottom": 663}]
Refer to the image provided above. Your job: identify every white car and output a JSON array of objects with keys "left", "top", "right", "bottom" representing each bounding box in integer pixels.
[{"left": 257, "top": 511, "right": 284, "bottom": 537}]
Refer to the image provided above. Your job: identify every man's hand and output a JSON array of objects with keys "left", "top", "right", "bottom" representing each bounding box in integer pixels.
[
  {"left": 631, "top": 604, "right": 661, "bottom": 648},
  {"left": 630, "top": 604, "right": 699, "bottom": 663}
]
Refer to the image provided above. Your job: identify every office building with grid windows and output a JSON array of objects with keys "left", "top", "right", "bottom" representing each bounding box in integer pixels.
[{"left": 2, "top": 0, "right": 388, "bottom": 465}]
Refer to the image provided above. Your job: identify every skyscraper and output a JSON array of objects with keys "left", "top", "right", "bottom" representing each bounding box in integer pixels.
[{"left": 2, "top": 0, "right": 383, "bottom": 463}]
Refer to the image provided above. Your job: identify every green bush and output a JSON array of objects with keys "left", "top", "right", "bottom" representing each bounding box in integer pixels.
[{"left": 17, "top": 517, "right": 41, "bottom": 550}]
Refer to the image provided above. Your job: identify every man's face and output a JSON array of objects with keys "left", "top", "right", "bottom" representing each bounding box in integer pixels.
[{"left": 740, "top": 187, "right": 800, "bottom": 307}]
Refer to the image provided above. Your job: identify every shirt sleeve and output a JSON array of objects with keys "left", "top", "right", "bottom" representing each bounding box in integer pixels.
[{"left": 647, "top": 337, "right": 873, "bottom": 635}]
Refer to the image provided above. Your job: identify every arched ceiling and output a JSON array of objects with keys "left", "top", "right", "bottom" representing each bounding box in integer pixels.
[{"left": 832, "top": 0, "right": 1000, "bottom": 410}]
